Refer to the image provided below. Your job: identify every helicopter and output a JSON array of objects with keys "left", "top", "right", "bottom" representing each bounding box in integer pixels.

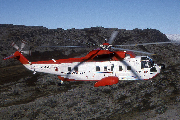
[{"left": 3, "top": 31, "right": 172, "bottom": 87}]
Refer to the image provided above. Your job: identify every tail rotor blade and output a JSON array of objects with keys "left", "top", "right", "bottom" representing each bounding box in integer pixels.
[
  {"left": 11, "top": 42, "right": 19, "bottom": 50},
  {"left": 20, "top": 40, "right": 26, "bottom": 51},
  {"left": 21, "top": 50, "right": 31, "bottom": 55},
  {"left": 108, "top": 31, "right": 119, "bottom": 44},
  {"left": 40, "top": 45, "right": 86, "bottom": 48}
]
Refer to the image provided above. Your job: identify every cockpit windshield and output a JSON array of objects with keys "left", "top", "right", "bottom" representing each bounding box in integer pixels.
[
  {"left": 149, "top": 58, "right": 154, "bottom": 67},
  {"left": 141, "top": 56, "right": 154, "bottom": 68}
]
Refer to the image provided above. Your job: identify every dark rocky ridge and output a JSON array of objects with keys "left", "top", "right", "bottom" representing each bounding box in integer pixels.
[
  {"left": 0, "top": 24, "right": 169, "bottom": 65},
  {"left": 0, "top": 24, "right": 179, "bottom": 119}
]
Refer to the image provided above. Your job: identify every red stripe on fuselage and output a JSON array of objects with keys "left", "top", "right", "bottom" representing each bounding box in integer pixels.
[{"left": 30, "top": 50, "right": 133, "bottom": 64}]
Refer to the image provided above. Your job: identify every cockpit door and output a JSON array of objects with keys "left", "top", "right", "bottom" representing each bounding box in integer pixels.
[{"left": 109, "top": 62, "right": 116, "bottom": 76}]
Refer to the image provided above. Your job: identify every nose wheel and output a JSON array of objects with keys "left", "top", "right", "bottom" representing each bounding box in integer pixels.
[{"left": 58, "top": 80, "right": 64, "bottom": 86}]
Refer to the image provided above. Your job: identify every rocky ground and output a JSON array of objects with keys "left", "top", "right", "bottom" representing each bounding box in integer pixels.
[{"left": 0, "top": 24, "right": 179, "bottom": 119}]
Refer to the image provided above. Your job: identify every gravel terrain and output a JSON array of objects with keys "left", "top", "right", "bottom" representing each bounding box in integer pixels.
[{"left": 0, "top": 24, "right": 179, "bottom": 119}]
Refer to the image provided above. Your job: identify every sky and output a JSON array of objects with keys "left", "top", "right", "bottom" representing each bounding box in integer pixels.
[{"left": 0, "top": 0, "right": 180, "bottom": 34}]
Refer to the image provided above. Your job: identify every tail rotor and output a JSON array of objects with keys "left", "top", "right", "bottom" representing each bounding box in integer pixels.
[{"left": 11, "top": 40, "right": 31, "bottom": 55}]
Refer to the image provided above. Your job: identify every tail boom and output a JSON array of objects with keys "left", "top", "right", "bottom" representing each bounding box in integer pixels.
[
  {"left": 3, "top": 51, "right": 29, "bottom": 64},
  {"left": 3, "top": 55, "right": 16, "bottom": 60}
]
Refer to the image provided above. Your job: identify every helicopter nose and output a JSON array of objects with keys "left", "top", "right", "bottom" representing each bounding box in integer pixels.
[{"left": 158, "top": 64, "right": 165, "bottom": 69}]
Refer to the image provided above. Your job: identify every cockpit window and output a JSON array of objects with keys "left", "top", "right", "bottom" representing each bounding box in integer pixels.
[
  {"left": 93, "top": 53, "right": 115, "bottom": 61},
  {"left": 149, "top": 59, "right": 154, "bottom": 67},
  {"left": 141, "top": 57, "right": 154, "bottom": 69},
  {"left": 141, "top": 61, "right": 149, "bottom": 69},
  {"left": 141, "top": 57, "right": 149, "bottom": 60}
]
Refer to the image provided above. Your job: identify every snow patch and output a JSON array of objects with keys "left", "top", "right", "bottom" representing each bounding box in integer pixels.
[{"left": 166, "top": 34, "right": 180, "bottom": 42}]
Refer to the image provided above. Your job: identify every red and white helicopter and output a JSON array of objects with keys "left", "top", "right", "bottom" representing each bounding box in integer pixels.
[{"left": 4, "top": 31, "right": 171, "bottom": 87}]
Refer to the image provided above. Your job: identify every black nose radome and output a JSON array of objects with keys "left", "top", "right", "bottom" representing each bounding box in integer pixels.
[{"left": 158, "top": 64, "right": 165, "bottom": 69}]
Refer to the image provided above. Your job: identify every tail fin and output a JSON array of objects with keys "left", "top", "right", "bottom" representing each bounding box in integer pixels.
[{"left": 3, "top": 51, "right": 29, "bottom": 64}]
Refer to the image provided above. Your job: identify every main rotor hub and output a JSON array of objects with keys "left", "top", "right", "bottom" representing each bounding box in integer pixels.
[
  {"left": 102, "top": 43, "right": 110, "bottom": 46},
  {"left": 100, "top": 43, "right": 112, "bottom": 50}
]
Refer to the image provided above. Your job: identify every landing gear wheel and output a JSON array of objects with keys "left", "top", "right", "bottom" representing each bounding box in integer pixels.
[{"left": 58, "top": 80, "right": 64, "bottom": 86}]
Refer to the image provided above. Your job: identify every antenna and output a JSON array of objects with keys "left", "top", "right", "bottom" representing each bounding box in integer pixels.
[{"left": 105, "top": 38, "right": 107, "bottom": 43}]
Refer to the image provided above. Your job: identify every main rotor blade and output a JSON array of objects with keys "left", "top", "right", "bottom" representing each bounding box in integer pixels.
[
  {"left": 40, "top": 46, "right": 86, "bottom": 48},
  {"left": 114, "top": 42, "right": 175, "bottom": 47},
  {"left": 108, "top": 31, "right": 119, "bottom": 44},
  {"left": 11, "top": 42, "right": 19, "bottom": 50},
  {"left": 112, "top": 47, "right": 155, "bottom": 55}
]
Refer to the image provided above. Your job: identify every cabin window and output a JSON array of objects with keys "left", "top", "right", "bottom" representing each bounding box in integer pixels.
[
  {"left": 119, "top": 66, "right": 123, "bottom": 71},
  {"left": 74, "top": 66, "right": 78, "bottom": 72},
  {"left": 127, "top": 66, "right": 131, "bottom": 70},
  {"left": 68, "top": 67, "right": 71, "bottom": 71},
  {"left": 104, "top": 66, "right": 107, "bottom": 71},
  {"left": 96, "top": 66, "right": 100, "bottom": 71}
]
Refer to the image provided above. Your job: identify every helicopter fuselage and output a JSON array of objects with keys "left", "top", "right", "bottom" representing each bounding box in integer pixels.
[
  {"left": 23, "top": 50, "right": 161, "bottom": 81},
  {"left": 4, "top": 41, "right": 166, "bottom": 87}
]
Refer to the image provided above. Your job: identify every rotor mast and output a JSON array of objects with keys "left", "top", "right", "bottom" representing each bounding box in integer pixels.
[{"left": 100, "top": 43, "right": 112, "bottom": 50}]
